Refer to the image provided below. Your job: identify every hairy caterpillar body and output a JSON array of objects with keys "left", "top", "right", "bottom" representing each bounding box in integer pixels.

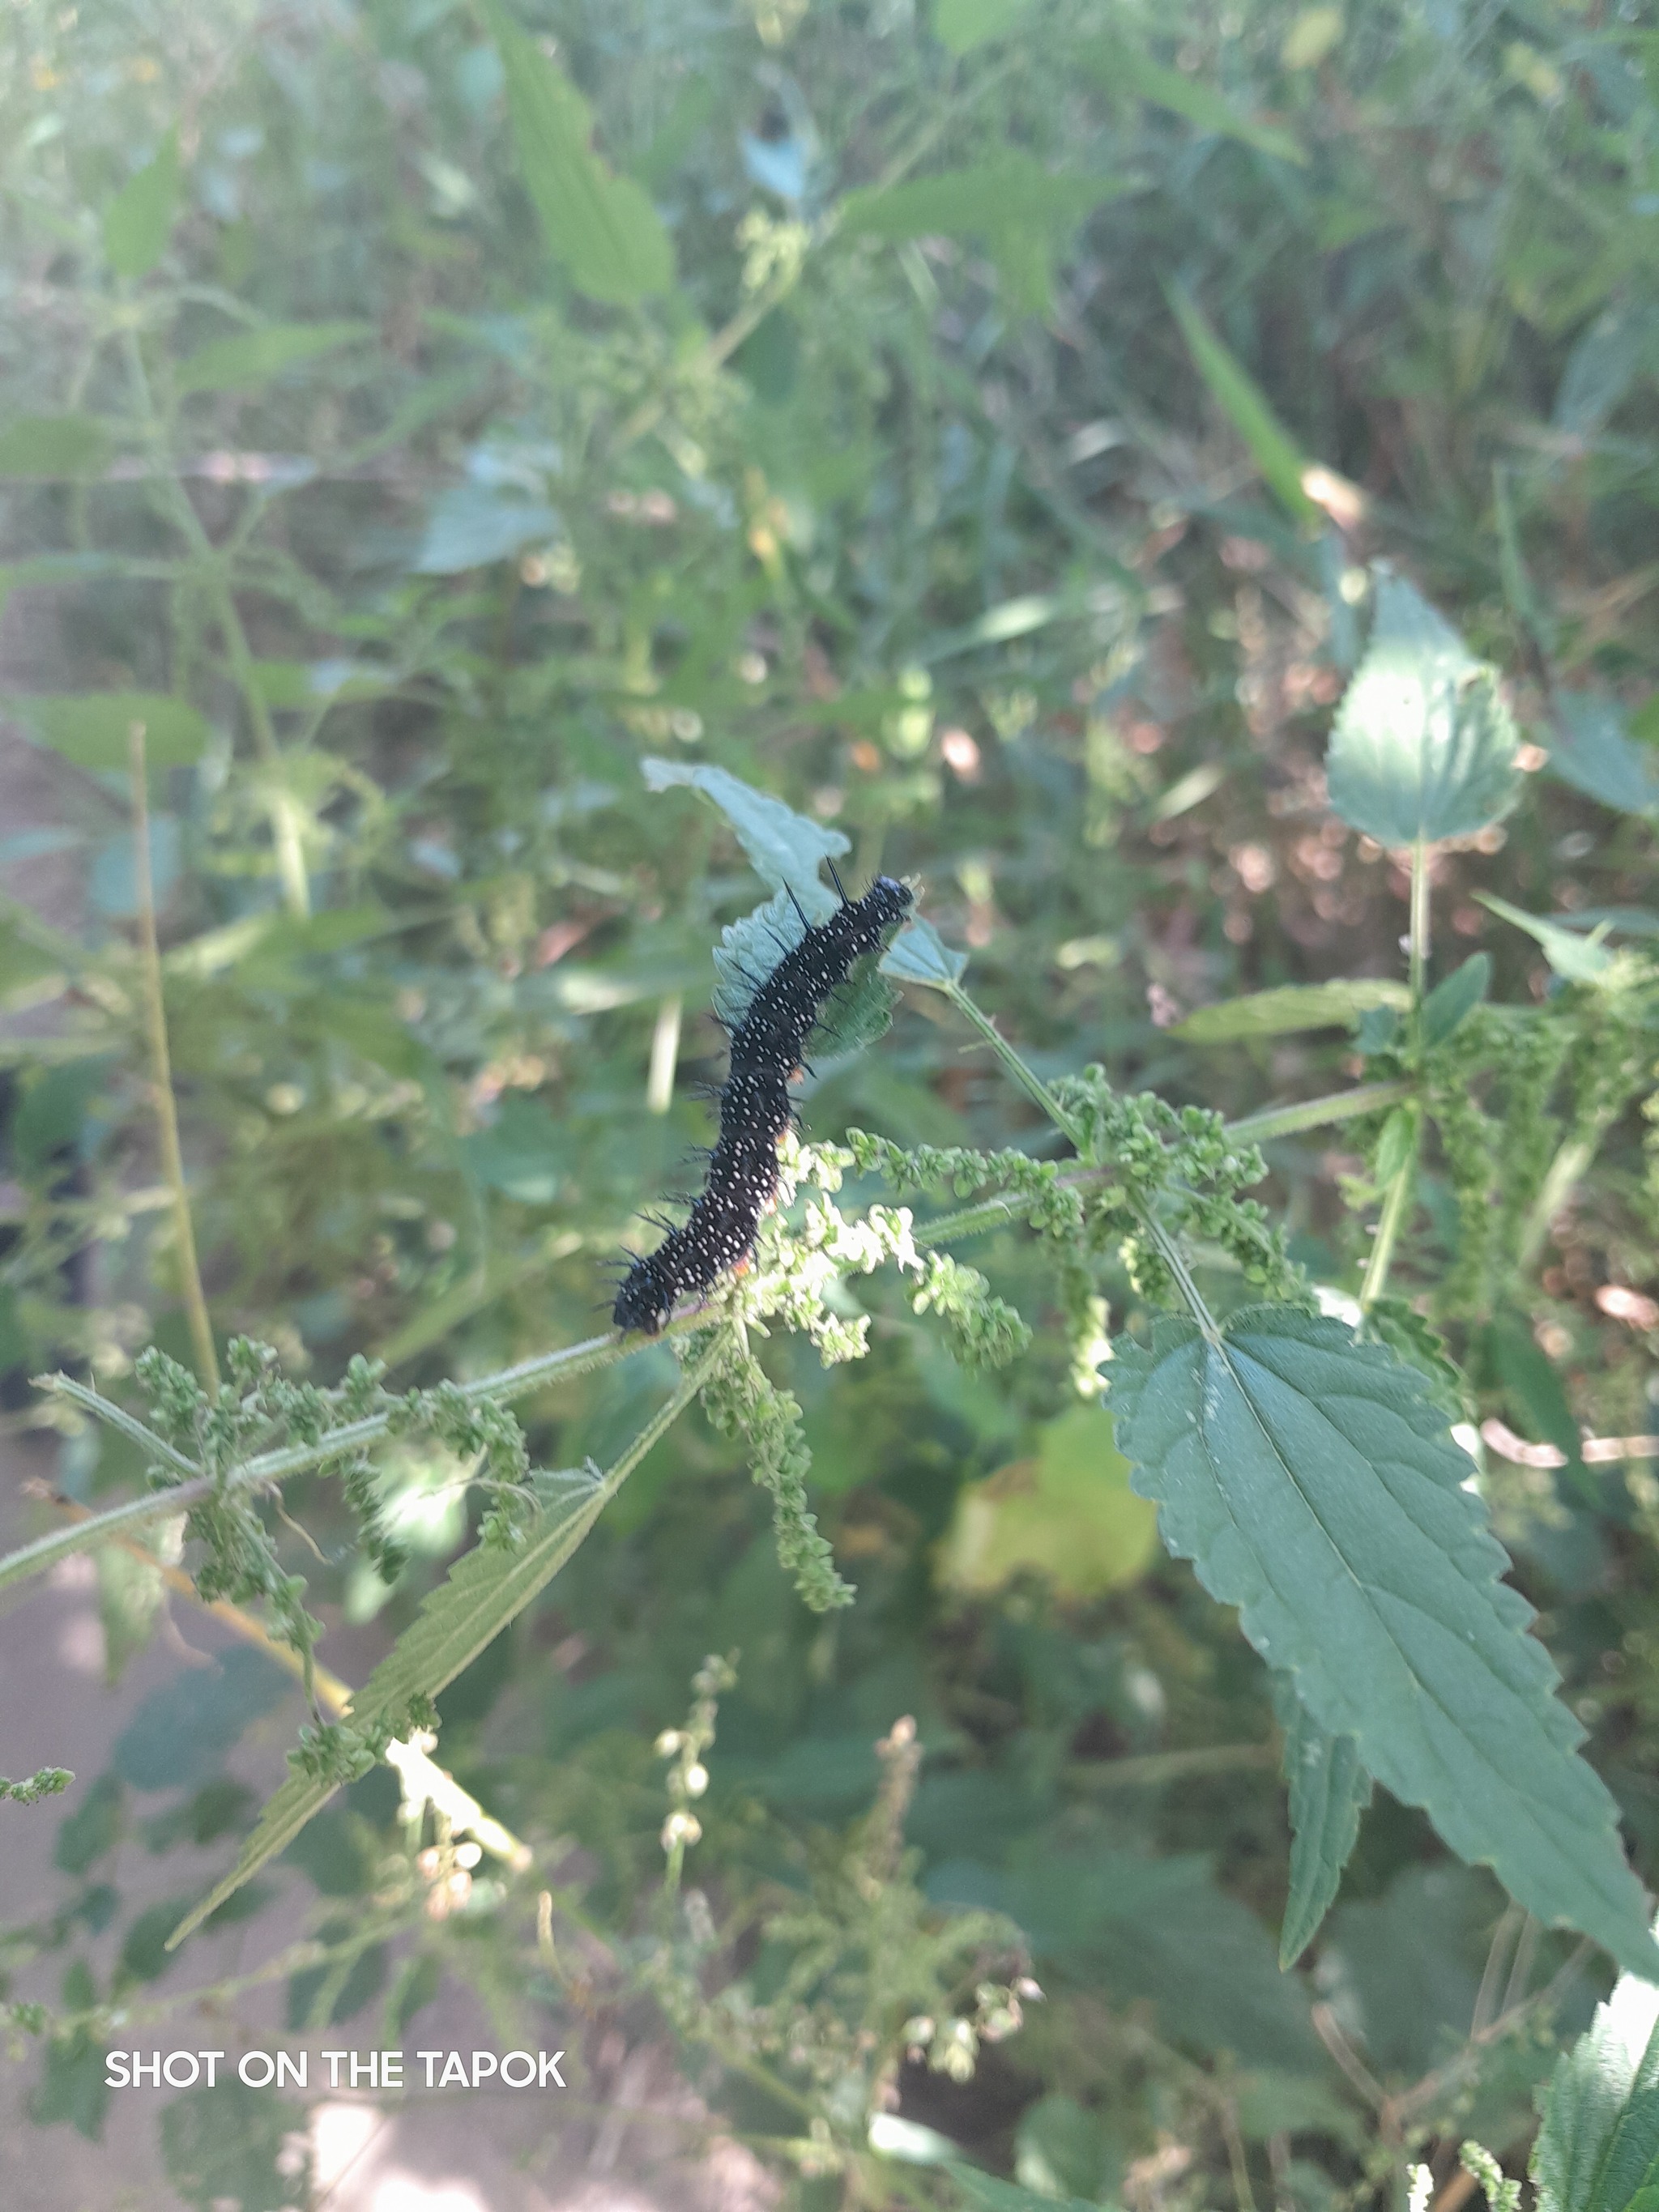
[{"left": 612, "top": 876, "right": 914, "bottom": 1335}]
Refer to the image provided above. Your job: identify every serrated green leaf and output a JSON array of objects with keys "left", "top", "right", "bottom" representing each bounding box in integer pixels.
[
  {"left": 1273, "top": 1673, "right": 1371, "bottom": 1967},
  {"left": 484, "top": 0, "right": 672, "bottom": 304},
  {"left": 1109, "top": 1306, "right": 1659, "bottom": 1978},
  {"left": 103, "top": 128, "right": 181, "bottom": 279},
  {"left": 175, "top": 321, "right": 373, "bottom": 396},
  {"left": 1422, "top": 953, "right": 1491, "bottom": 1047},
  {"left": 17, "top": 691, "right": 211, "bottom": 770},
  {"left": 881, "top": 916, "right": 968, "bottom": 988},
  {"left": 933, "top": 0, "right": 1037, "bottom": 53},
  {"left": 1476, "top": 894, "right": 1615, "bottom": 984},
  {"left": 1167, "top": 284, "right": 1321, "bottom": 524},
  {"left": 1327, "top": 573, "right": 1522, "bottom": 846},
  {"left": 1533, "top": 1929, "right": 1659, "bottom": 2212},
  {"left": 1547, "top": 695, "right": 1659, "bottom": 819},
  {"left": 642, "top": 758, "right": 849, "bottom": 918},
  {"left": 0, "top": 413, "right": 112, "bottom": 479},
  {"left": 1088, "top": 40, "right": 1306, "bottom": 164},
  {"left": 1177, "top": 978, "right": 1410, "bottom": 1042},
  {"left": 168, "top": 1465, "right": 608, "bottom": 1946}
]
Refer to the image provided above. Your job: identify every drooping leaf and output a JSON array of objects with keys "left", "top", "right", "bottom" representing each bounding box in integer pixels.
[
  {"left": 1108, "top": 1306, "right": 1659, "bottom": 1978},
  {"left": 483, "top": 0, "right": 672, "bottom": 304},
  {"left": 17, "top": 691, "right": 211, "bottom": 770},
  {"left": 96, "top": 1542, "right": 165, "bottom": 1683},
  {"left": 945, "top": 2166, "right": 1098, "bottom": 2212},
  {"left": 939, "top": 1405, "right": 1158, "bottom": 1599},
  {"left": 103, "top": 128, "right": 181, "bottom": 279},
  {"left": 1477, "top": 895, "right": 1615, "bottom": 983},
  {"left": 1166, "top": 284, "right": 1321, "bottom": 524},
  {"left": 31, "top": 1964, "right": 107, "bottom": 2140},
  {"left": 0, "top": 413, "right": 112, "bottom": 479},
  {"left": 1177, "top": 978, "right": 1410, "bottom": 1042},
  {"left": 1086, "top": 40, "right": 1306, "bottom": 164},
  {"left": 174, "top": 320, "right": 373, "bottom": 395},
  {"left": 1421, "top": 953, "right": 1491, "bottom": 1048},
  {"left": 933, "top": 0, "right": 1037, "bottom": 53},
  {"left": 1273, "top": 1673, "right": 1371, "bottom": 1967},
  {"left": 160, "top": 2081, "right": 310, "bottom": 2212},
  {"left": 1327, "top": 573, "right": 1522, "bottom": 846},
  {"left": 1533, "top": 1924, "right": 1659, "bottom": 2212},
  {"left": 1547, "top": 695, "right": 1659, "bottom": 819},
  {"left": 168, "top": 1466, "right": 605, "bottom": 1946}
]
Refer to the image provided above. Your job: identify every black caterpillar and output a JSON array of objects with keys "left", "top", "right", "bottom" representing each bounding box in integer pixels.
[{"left": 612, "top": 873, "right": 914, "bottom": 1335}]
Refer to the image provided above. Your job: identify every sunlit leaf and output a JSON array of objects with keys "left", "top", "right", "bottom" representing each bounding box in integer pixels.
[
  {"left": 1533, "top": 1921, "right": 1659, "bottom": 2212},
  {"left": 1327, "top": 573, "right": 1522, "bottom": 846},
  {"left": 412, "top": 485, "right": 560, "bottom": 574},
  {"left": 483, "top": 0, "right": 672, "bottom": 304},
  {"left": 642, "top": 757, "right": 849, "bottom": 917},
  {"left": 881, "top": 916, "right": 968, "bottom": 988},
  {"left": 939, "top": 1405, "right": 1158, "bottom": 1599},
  {"left": 1110, "top": 1306, "right": 1659, "bottom": 1977}
]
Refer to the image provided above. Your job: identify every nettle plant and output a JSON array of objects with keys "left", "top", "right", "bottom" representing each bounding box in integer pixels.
[{"left": 3, "top": 569, "right": 1658, "bottom": 2104}]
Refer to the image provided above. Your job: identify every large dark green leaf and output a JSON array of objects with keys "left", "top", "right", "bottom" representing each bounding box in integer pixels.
[
  {"left": 1327, "top": 574, "right": 1522, "bottom": 846},
  {"left": 1109, "top": 1306, "right": 1659, "bottom": 1978},
  {"left": 112, "top": 1648, "right": 289, "bottom": 1792}
]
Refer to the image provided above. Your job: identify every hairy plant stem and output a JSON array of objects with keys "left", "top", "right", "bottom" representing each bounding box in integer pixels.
[
  {"left": 944, "top": 978, "right": 1222, "bottom": 1338},
  {"left": 130, "top": 723, "right": 219, "bottom": 1394},
  {"left": 1360, "top": 1144, "right": 1417, "bottom": 1312},
  {"left": 1410, "top": 837, "right": 1431, "bottom": 1011},
  {"left": 10, "top": 1030, "right": 1412, "bottom": 1590}
]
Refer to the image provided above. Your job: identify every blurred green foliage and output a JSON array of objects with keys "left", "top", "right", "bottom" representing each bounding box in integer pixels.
[{"left": 2, "top": 0, "right": 1659, "bottom": 2207}]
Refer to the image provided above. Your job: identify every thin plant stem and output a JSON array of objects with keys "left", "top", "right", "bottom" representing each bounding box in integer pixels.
[
  {"left": 129, "top": 721, "right": 219, "bottom": 1395},
  {"left": 1064, "top": 1741, "right": 1277, "bottom": 1789},
  {"left": 1226, "top": 1080, "right": 1414, "bottom": 1144},
  {"left": 944, "top": 977, "right": 1221, "bottom": 1336},
  {"left": 1360, "top": 1143, "right": 1417, "bottom": 1312},
  {"left": 1409, "top": 837, "right": 1431, "bottom": 1009},
  {"left": 942, "top": 979, "right": 1087, "bottom": 1147}
]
